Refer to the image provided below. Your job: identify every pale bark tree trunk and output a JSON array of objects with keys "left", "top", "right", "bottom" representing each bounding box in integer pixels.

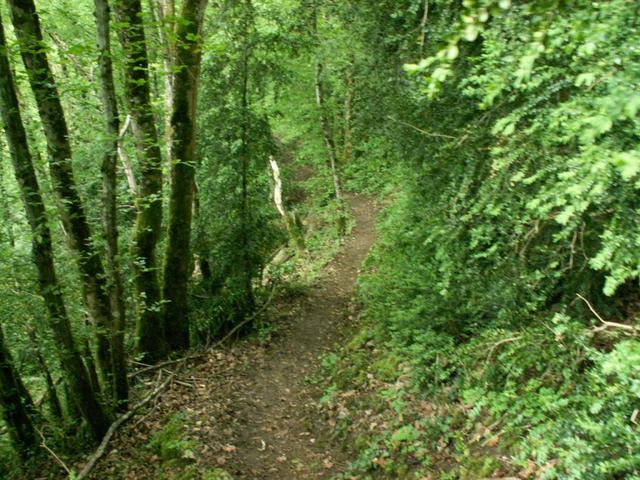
[
  {"left": 94, "top": 0, "right": 129, "bottom": 408},
  {"left": 314, "top": 63, "right": 343, "bottom": 203},
  {"left": 8, "top": 0, "right": 116, "bottom": 392},
  {"left": 0, "top": 12, "right": 110, "bottom": 439},
  {"left": 117, "top": 115, "right": 138, "bottom": 196},
  {"left": 114, "top": 0, "right": 167, "bottom": 361},
  {"left": 150, "top": 0, "right": 176, "bottom": 160},
  {"left": 269, "top": 156, "right": 306, "bottom": 253},
  {"left": 311, "top": 1, "right": 345, "bottom": 234},
  {"left": 162, "top": 0, "right": 208, "bottom": 352}
]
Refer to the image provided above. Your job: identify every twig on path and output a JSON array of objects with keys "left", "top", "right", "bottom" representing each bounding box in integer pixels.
[
  {"left": 75, "top": 373, "right": 175, "bottom": 480},
  {"left": 77, "top": 286, "right": 278, "bottom": 478},
  {"left": 129, "top": 353, "right": 205, "bottom": 379},
  {"left": 36, "top": 428, "right": 71, "bottom": 476}
]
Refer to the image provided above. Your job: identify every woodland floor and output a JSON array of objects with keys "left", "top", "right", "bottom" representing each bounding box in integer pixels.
[{"left": 78, "top": 194, "right": 376, "bottom": 480}]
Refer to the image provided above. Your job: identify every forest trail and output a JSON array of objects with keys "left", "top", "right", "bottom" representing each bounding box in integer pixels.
[
  {"left": 216, "top": 193, "right": 376, "bottom": 479},
  {"left": 91, "top": 193, "right": 376, "bottom": 480}
]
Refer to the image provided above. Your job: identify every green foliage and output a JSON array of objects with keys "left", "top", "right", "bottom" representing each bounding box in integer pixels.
[
  {"left": 148, "top": 413, "right": 197, "bottom": 467},
  {"left": 313, "top": 0, "right": 640, "bottom": 478}
]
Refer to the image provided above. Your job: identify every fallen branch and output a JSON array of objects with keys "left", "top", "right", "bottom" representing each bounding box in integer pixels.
[
  {"left": 37, "top": 428, "right": 71, "bottom": 476},
  {"left": 75, "top": 373, "right": 175, "bottom": 480},
  {"left": 485, "top": 336, "right": 523, "bottom": 364},
  {"left": 577, "top": 294, "right": 637, "bottom": 334},
  {"left": 129, "top": 352, "right": 205, "bottom": 379},
  {"left": 386, "top": 115, "right": 457, "bottom": 140}
]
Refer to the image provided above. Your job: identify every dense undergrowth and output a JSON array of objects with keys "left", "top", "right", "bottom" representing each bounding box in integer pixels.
[
  {"left": 315, "top": 0, "right": 640, "bottom": 478},
  {"left": 319, "top": 196, "right": 640, "bottom": 478}
]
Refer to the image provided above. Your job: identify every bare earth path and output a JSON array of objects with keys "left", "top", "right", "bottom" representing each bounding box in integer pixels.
[
  {"left": 218, "top": 194, "right": 376, "bottom": 479},
  {"left": 90, "top": 194, "right": 376, "bottom": 480}
]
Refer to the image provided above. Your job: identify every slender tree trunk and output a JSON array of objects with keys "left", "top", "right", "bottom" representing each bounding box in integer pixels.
[
  {"left": 162, "top": 0, "right": 208, "bottom": 352},
  {"left": 269, "top": 156, "right": 306, "bottom": 253},
  {"left": 150, "top": 0, "right": 176, "bottom": 159},
  {"left": 314, "top": 62, "right": 343, "bottom": 202},
  {"left": 81, "top": 330, "right": 102, "bottom": 396},
  {"left": 114, "top": 0, "right": 167, "bottom": 361},
  {"left": 0, "top": 322, "right": 36, "bottom": 458},
  {"left": 310, "top": 1, "right": 345, "bottom": 234},
  {"left": 0, "top": 148, "right": 16, "bottom": 247},
  {"left": 26, "top": 327, "right": 63, "bottom": 420},
  {"left": 310, "top": 2, "right": 343, "bottom": 203},
  {"left": 94, "top": 0, "right": 129, "bottom": 409},
  {"left": 238, "top": 30, "right": 256, "bottom": 315},
  {"left": 8, "top": 0, "right": 115, "bottom": 392},
  {"left": 117, "top": 115, "right": 138, "bottom": 196},
  {"left": 0, "top": 12, "right": 110, "bottom": 439},
  {"left": 342, "top": 66, "right": 354, "bottom": 164}
]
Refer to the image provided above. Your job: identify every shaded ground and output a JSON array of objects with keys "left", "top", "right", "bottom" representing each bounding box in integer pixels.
[{"left": 83, "top": 194, "right": 376, "bottom": 480}]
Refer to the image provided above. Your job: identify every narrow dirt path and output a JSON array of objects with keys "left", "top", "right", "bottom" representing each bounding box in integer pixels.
[
  {"left": 88, "top": 194, "right": 375, "bottom": 480},
  {"left": 216, "top": 193, "right": 376, "bottom": 479}
]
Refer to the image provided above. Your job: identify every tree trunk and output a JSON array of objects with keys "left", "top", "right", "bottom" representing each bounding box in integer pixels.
[
  {"left": 0, "top": 148, "right": 16, "bottom": 247},
  {"left": 314, "top": 62, "right": 343, "bottom": 203},
  {"left": 150, "top": 0, "right": 176, "bottom": 160},
  {"left": 342, "top": 66, "right": 354, "bottom": 164},
  {"left": 117, "top": 115, "right": 138, "bottom": 196},
  {"left": 0, "top": 322, "right": 36, "bottom": 458},
  {"left": 162, "top": 0, "right": 208, "bottom": 352},
  {"left": 269, "top": 156, "right": 306, "bottom": 253},
  {"left": 0, "top": 12, "right": 110, "bottom": 439},
  {"left": 94, "top": 0, "right": 129, "bottom": 409},
  {"left": 27, "top": 327, "right": 63, "bottom": 420},
  {"left": 311, "top": 1, "right": 345, "bottom": 234},
  {"left": 8, "top": 0, "right": 115, "bottom": 392},
  {"left": 114, "top": 0, "right": 167, "bottom": 361}
]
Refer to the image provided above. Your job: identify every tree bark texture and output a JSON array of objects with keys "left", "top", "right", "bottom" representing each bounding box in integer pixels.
[
  {"left": 152, "top": 0, "right": 176, "bottom": 160},
  {"left": 0, "top": 12, "right": 110, "bottom": 439},
  {"left": 113, "top": 0, "right": 167, "bottom": 361},
  {"left": 8, "top": 0, "right": 115, "bottom": 391},
  {"left": 0, "top": 322, "right": 36, "bottom": 457},
  {"left": 162, "top": 0, "right": 208, "bottom": 352},
  {"left": 269, "top": 156, "right": 306, "bottom": 253},
  {"left": 27, "top": 327, "right": 63, "bottom": 420},
  {"left": 314, "top": 62, "right": 343, "bottom": 202},
  {"left": 94, "top": 0, "right": 129, "bottom": 408}
]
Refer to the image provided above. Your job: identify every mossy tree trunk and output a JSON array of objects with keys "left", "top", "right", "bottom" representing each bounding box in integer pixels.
[
  {"left": 0, "top": 322, "right": 36, "bottom": 458},
  {"left": 162, "top": 0, "right": 208, "bottom": 352},
  {"left": 27, "top": 327, "right": 63, "bottom": 420},
  {"left": 0, "top": 11, "right": 110, "bottom": 439},
  {"left": 114, "top": 0, "right": 168, "bottom": 361},
  {"left": 8, "top": 0, "right": 116, "bottom": 392},
  {"left": 94, "top": 0, "right": 129, "bottom": 408}
]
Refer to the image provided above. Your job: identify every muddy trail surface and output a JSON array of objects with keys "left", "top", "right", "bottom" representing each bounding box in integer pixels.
[{"left": 85, "top": 194, "right": 376, "bottom": 480}]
